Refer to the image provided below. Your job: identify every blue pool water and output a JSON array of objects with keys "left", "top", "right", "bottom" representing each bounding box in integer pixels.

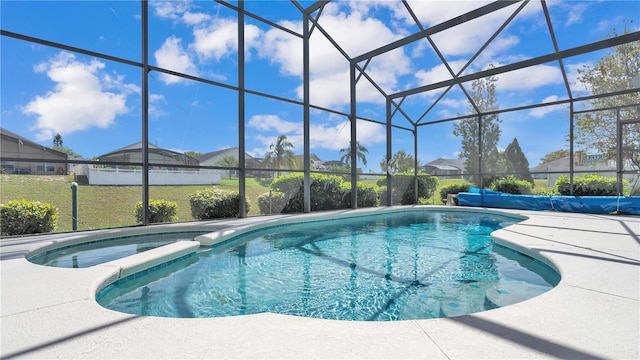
[
  {"left": 29, "top": 232, "right": 206, "bottom": 268},
  {"left": 97, "top": 211, "right": 560, "bottom": 321}
]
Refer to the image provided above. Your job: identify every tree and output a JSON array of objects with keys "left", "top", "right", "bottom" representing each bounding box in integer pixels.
[
  {"left": 339, "top": 141, "right": 368, "bottom": 167},
  {"left": 574, "top": 24, "right": 640, "bottom": 160},
  {"left": 453, "top": 70, "right": 502, "bottom": 186},
  {"left": 184, "top": 151, "right": 202, "bottom": 158},
  {"left": 53, "top": 133, "right": 63, "bottom": 148},
  {"left": 504, "top": 138, "right": 533, "bottom": 185},
  {"left": 265, "top": 135, "right": 297, "bottom": 177},
  {"left": 51, "top": 133, "right": 83, "bottom": 158},
  {"left": 217, "top": 156, "right": 239, "bottom": 179},
  {"left": 539, "top": 149, "right": 570, "bottom": 165},
  {"left": 380, "top": 149, "right": 415, "bottom": 173}
]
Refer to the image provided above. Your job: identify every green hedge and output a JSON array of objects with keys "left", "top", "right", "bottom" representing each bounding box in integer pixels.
[
  {"left": 267, "top": 173, "right": 345, "bottom": 213},
  {"left": 257, "top": 191, "right": 288, "bottom": 215},
  {"left": 261, "top": 173, "right": 379, "bottom": 214},
  {"left": 340, "top": 182, "right": 379, "bottom": 208},
  {"left": 556, "top": 174, "right": 619, "bottom": 196},
  {"left": 189, "top": 188, "right": 249, "bottom": 219},
  {"left": 1, "top": 200, "right": 58, "bottom": 236},
  {"left": 439, "top": 182, "right": 473, "bottom": 203},
  {"left": 490, "top": 175, "right": 532, "bottom": 195},
  {"left": 135, "top": 199, "right": 178, "bottom": 224},
  {"left": 377, "top": 172, "right": 438, "bottom": 205}
]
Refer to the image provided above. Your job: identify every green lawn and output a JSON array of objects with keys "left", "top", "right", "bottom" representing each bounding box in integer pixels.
[
  {"left": 1, "top": 174, "right": 558, "bottom": 233},
  {"left": 0, "top": 174, "right": 270, "bottom": 232}
]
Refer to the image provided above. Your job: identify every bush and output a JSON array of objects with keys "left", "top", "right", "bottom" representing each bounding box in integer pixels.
[
  {"left": 267, "top": 173, "right": 380, "bottom": 213},
  {"left": 270, "top": 173, "right": 347, "bottom": 212},
  {"left": 532, "top": 187, "right": 557, "bottom": 196},
  {"left": 1, "top": 200, "right": 58, "bottom": 236},
  {"left": 556, "top": 174, "right": 619, "bottom": 196},
  {"left": 490, "top": 176, "right": 532, "bottom": 195},
  {"left": 340, "top": 182, "right": 379, "bottom": 208},
  {"left": 257, "top": 191, "right": 288, "bottom": 215},
  {"left": 135, "top": 199, "right": 178, "bottom": 224},
  {"left": 439, "top": 182, "right": 473, "bottom": 203},
  {"left": 376, "top": 172, "right": 438, "bottom": 205},
  {"left": 189, "top": 188, "right": 250, "bottom": 219}
]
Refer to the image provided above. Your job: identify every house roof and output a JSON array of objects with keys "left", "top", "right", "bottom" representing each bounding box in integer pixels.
[
  {"left": 294, "top": 154, "right": 322, "bottom": 165},
  {"left": 197, "top": 147, "right": 253, "bottom": 162},
  {"left": 530, "top": 156, "right": 572, "bottom": 172},
  {"left": 96, "top": 141, "right": 198, "bottom": 163},
  {"left": 0, "top": 127, "right": 68, "bottom": 158},
  {"left": 424, "top": 158, "right": 465, "bottom": 171}
]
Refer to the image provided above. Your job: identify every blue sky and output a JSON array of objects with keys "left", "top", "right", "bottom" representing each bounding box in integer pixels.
[{"left": 1, "top": 0, "right": 638, "bottom": 172}]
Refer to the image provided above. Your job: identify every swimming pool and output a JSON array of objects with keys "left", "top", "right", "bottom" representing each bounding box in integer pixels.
[
  {"left": 97, "top": 210, "right": 560, "bottom": 321},
  {"left": 28, "top": 231, "right": 207, "bottom": 268}
]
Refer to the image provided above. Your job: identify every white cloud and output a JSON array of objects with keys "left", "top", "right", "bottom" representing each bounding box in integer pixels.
[
  {"left": 151, "top": 0, "right": 210, "bottom": 25},
  {"left": 182, "top": 11, "right": 210, "bottom": 26},
  {"left": 440, "top": 97, "right": 469, "bottom": 110},
  {"left": 565, "top": 62, "right": 591, "bottom": 94},
  {"left": 149, "top": 93, "right": 167, "bottom": 118},
  {"left": 565, "top": 2, "right": 588, "bottom": 26},
  {"left": 257, "top": 5, "right": 412, "bottom": 108},
  {"left": 395, "top": 1, "right": 522, "bottom": 57},
  {"left": 248, "top": 114, "right": 300, "bottom": 133},
  {"left": 308, "top": 120, "right": 385, "bottom": 151},
  {"left": 528, "top": 95, "right": 568, "bottom": 118},
  {"left": 414, "top": 61, "right": 468, "bottom": 86},
  {"left": 192, "top": 18, "right": 262, "bottom": 61},
  {"left": 152, "top": 1, "right": 190, "bottom": 21},
  {"left": 22, "top": 52, "right": 132, "bottom": 141},
  {"left": 495, "top": 64, "right": 563, "bottom": 91},
  {"left": 154, "top": 36, "right": 198, "bottom": 84},
  {"left": 246, "top": 113, "right": 385, "bottom": 156}
]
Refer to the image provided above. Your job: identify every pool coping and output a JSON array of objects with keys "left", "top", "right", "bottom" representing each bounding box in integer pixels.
[{"left": 1, "top": 206, "right": 639, "bottom": 359}]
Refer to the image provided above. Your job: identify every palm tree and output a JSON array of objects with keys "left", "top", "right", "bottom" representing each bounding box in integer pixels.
[
  {"left": 339, "top": 141, "right": 368, "bottom": 167},
  {"left": 265, "top": 135, "right": 297, "bottom": 177}
]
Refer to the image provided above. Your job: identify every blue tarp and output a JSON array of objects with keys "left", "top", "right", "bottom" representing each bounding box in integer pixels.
[{"left": 456, "top": 190, "right": 640, "bottom": 215}]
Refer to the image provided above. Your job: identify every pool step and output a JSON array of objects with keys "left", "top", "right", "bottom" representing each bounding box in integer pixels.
[
  {"left": 485, "top": 281, "right": 552, "bottom": 308},
  {"left": 439, "top": 281, "right": 496, "bottom": 318}
]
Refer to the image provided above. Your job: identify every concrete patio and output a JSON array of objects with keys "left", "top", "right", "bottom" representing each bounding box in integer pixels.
[{"left": 1, "top": 207, "right": 638, "bottom": 359}]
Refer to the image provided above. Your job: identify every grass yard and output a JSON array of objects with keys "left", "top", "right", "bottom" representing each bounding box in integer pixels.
[
  {"left": 1, "top": 174, "right": 270, "bottom": 232},
  {"left": 1, "top": 174, "right": 558, "bottom": 234}
]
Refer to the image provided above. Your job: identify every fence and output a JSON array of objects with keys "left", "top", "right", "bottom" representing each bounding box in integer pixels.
[{"left": 87, "top": 167, "right": 222, "bottom": 185}]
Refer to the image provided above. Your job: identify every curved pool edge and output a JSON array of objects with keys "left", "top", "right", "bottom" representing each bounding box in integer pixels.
[
  {"left": 1, "top": 207, "right": 638, "bottom": 359},
  {"left": 22, "top": 223, "right": 224, "bottom": 262},
  {"left": 195, "top": 205, "right": 529, "bottom": 247}
]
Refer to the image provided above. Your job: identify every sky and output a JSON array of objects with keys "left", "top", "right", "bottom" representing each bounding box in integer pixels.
[{"left": 1, "top": 0, "right": 639, "bottom": 172}]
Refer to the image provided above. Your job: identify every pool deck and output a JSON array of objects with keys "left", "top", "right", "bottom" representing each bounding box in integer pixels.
[{"left": 1, "top": 206, "right": 639, "bottom": 359}]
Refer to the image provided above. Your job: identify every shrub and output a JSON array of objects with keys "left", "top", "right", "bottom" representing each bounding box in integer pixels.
[
  {"left": 532, "top": 187, "right": 557, "bottom": 196},
  {"left": 135, "top": 199, "right": 178, "bottom": 224},
  {"left": 340, "top": 182, "right": 379, "bottom": 208},
  {"left": 257, "top": 191, "right": 288, "bottom": 215},
  {"left": 439, "top": 182, "right": 473, "bottom": 203},
  {"left": 376, "top": 172, "right": 438, "bottom": 205},
  {"left": 1, "top": 200, "right": 58, "bottom": 236},
  {"left": 189, "top": 188, "right": 250, "bottom": 219},
  {"left": 556, "top": 174, "right": 619, "bottom": 196},
  {"left": 270, "top": 173, "right": 347, "bottom": 212},
  {"left": 490, "top": 175, "right": 532, "bottom": 195}
]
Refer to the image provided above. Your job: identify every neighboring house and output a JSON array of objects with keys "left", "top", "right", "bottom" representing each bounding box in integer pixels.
[
  {"left": 293, "top": 154, "right": 323, "bottom": 170},
  {"left": 0, "top": 128, "right": 68, "bottom": 175},
  {"left": 198, "top": 147, "right": 255, "bottom": 178},
  {"left": 319, "top": 159, "right": 347, "bottom": 170},
  {"left": 530, "top": 157, "right": 573, "bottom": 180},
  {"left": 96, "top": 142, "right": 198, "bottom": 169},
  {"left": 422, "top": 158, "right": 465, "bottom": 177},
  {"left": 531, "top": 153, "right": 636, "bottom": 186}
]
